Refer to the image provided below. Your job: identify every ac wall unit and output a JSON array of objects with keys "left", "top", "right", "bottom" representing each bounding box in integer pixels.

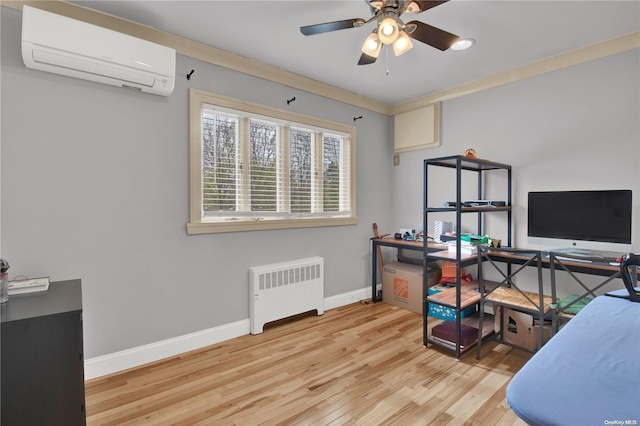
[{"left": 21, "top": 6, "right": 176, "bottom": 96}]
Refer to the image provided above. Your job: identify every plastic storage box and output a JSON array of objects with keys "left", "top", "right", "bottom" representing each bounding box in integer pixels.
[{"left": 428, "top": 284, "right": 477, "bottom": 320}]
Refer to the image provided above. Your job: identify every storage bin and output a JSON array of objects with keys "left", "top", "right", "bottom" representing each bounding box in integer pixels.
[{"left": 427, "top": 285, "right": 477, "bottom": 320}]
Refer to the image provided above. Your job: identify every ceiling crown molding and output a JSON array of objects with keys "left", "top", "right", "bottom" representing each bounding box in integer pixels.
[
  {"left": 3, "top": 1, "right": 637, "bottom": 117},
  {"left": 1, "top": 0, "right": 392, "bottom": 116},
  {"left": 392, "top": 30, "right": 640, "bottom": 115}
]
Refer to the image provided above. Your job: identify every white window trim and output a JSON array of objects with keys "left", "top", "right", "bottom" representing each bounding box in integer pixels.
[{"left": 187, "top": 88, "right": 358, "bottom": 234}]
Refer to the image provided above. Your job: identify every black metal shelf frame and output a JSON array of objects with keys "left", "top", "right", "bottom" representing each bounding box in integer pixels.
[{"left": 422, "top": 155, "right": 512, "bottom": 360}]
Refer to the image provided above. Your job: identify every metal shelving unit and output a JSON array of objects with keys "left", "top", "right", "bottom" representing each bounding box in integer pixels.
[{"left": 422, "top": 155, "right": 512, "bottom": 359}]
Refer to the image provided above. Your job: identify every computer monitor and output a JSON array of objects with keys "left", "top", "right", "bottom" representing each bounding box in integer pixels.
[{"left": 527, "top": 189, "right": 632, "bottom": 253}]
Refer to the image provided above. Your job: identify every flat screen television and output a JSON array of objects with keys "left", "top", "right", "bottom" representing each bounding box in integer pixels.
[{"left": 527, "top": 190, "right": 632, "bottom": 253}]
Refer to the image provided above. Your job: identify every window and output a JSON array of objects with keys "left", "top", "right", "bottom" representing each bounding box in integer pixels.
[{"left": 188, "top": 89, "right": 357, "bottom": 234}]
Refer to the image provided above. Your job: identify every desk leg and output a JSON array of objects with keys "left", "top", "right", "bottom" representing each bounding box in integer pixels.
[{"left": 372, "top": 239, "right": 379, "bottom": 302}]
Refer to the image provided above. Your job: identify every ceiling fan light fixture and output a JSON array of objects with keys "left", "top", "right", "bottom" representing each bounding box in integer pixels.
[
  {"left": 361, "top": 31, "right": 382, "bottom": 58},
  {"left": 392, "top": 31, "right": 413, "bottom": 56},
  {"left": 378, "top": 15, "right": 399, "bottom": 44}
]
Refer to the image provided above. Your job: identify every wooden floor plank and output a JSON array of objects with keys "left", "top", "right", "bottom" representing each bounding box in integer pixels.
[{"left": 86, "top": 301, "right": 530, "bottom": 425}]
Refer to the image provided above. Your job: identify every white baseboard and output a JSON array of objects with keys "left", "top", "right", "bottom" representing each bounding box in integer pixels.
[
  {"left": 323, "top": 286, "right": 372, "bottom": 311},
  {"left": 84, "top": 319, "right": 250, "bottom": 380},
  {"left": 84, "top": 285, "right": 373, "bottom": 380}
]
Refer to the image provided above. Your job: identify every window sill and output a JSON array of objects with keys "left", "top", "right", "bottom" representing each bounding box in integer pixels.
[{"left": 186, "top": 216, "right": 358, "bottom": 235}]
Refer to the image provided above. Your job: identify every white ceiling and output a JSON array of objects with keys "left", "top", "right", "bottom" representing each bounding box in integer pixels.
[{"left": 72, "top": 0, "right": 640, "bottom": 105}]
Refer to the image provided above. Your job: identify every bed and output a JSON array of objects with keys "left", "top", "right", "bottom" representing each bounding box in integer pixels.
[{"left": 506, "top": 294, "right": 640, "bottom": 426}]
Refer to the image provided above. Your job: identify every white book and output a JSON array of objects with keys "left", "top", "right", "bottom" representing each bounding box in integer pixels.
[{"left": 7, "top": 277, "right": 50, "bottom": 295}]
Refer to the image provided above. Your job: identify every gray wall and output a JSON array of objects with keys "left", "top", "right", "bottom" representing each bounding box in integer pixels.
[
  {"left": 0, "top": 7, "right": 393, "bottom": 358},
  {"left": 2, "top": 4, "right": 638, "bottom": 360},
  {"left": 392, "top": 49, "right": 640, "bottom": 253},
  {"left": 391, "top": 49, "right": 640, "bottom": 296}
]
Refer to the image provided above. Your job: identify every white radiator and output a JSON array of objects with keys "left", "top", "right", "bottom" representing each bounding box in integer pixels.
[{"left": 249, "top": 256, "right": 324, "bottom": 334}]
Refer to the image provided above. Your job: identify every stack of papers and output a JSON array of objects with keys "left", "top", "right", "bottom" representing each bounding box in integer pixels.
[
  {"left": 446, "top": 234, "right": 488, "bottom": 254},
  {"left": 446, "top": 241, "right": 479, "bottom": 254}
]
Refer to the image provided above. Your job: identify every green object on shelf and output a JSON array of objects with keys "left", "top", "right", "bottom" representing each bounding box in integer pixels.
[
  {"left": 558, "top": 294, "right": 592, "bottom": 315},
  {"left": 460, "top": 234, "right": 489, "bottom": 244}
]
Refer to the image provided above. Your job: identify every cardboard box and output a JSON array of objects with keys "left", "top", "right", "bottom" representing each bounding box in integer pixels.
[
  {"left": 427, "top": 285, "right": 477, "bottom": 320},
  {"left": 382, "top": 262, "right": 441, "bottom": 314},
  {"left": 442, "top": 261, "right": 466, "bottom": 278},
  {"left": 495, "top": 307, "right": 551, "bottom": 350}
]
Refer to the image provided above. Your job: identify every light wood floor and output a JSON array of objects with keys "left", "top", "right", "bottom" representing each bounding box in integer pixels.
[{"left": 85, "top": 301, "right": 531, "bottom": 425}]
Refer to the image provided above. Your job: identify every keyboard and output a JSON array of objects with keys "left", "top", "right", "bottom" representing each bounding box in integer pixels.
[{"left": 555, "top": 255, "right": 593, "bottom": 263}]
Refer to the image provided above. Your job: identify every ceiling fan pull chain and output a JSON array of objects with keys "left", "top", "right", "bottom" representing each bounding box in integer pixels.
[{"left": 385, "top": 47, "right": 389, "bottom": 75}]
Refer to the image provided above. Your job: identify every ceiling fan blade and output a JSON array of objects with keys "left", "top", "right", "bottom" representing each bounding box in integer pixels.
[
  {"left": 358, "top": 52, "right": 377, "bottom": 65},
  {"left": 404, "top": 1, "right": 449, "bottom": 14},
  {"left": 300, "top": 18, "right": 366, "bottom": 36},
  {"left": 405, "top": 20, "right": 459, "bottom": 51}
]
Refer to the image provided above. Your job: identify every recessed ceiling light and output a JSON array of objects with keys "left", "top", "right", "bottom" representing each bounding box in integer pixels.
[{"left": 451, "top": 38, "right": 475, "bottom": 51}]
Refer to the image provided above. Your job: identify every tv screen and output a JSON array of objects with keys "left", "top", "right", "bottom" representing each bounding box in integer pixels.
[{"left": 527, "top": 190, "right": 632, "bottom": 244}]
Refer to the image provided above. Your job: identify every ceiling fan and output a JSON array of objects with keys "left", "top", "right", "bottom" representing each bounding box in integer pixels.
[{"left": 300, "top": 0, "right": 460, "bottom": 65}]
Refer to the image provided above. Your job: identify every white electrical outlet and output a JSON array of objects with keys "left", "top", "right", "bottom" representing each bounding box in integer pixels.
[{"left": 7, "top": 277, "right": 50, "bottom": 295}]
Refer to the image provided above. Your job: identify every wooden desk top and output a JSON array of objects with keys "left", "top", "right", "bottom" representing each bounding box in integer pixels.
[
  {"left": 372, "top": 237, "right": 448, "bottom": 251},
  {"left": 374, "top": 238, "right": 633, "bottom": 279},
  {"left": 488, "top": 250, "right": 626, "bottom": 275}
]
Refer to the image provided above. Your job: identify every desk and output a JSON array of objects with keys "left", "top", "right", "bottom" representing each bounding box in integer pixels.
[
  {"left": 424, "top": 245, "right": 636, "bottom": 359},
  {"left": 432, "top": 248, "right": 627, "bottom": 276},
  {"left": 371, "top": 242, "right": 633, "bottom": 304},
  {"left": 370, "top": 239, "right": 637, "bottom": 358},
  {"left": 370, "top": 237, "right": 446, "bottom": 303}
]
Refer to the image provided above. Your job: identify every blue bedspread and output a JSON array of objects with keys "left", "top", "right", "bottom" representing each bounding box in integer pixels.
[{"left": 506, "top": 295, "right": 640, "bottom": 426}]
